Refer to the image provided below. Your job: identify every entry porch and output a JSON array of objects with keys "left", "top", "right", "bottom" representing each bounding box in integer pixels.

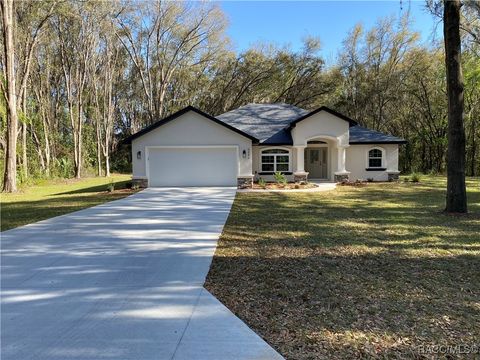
[{"left": 252, "top": 136, "right": 350, "bottom": 183}]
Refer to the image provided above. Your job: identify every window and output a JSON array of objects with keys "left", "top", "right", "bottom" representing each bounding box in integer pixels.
[
  {"left": 261, "top": 148, "right": 290, "bottom": 172},
  {"left": 368, "top": 148, "right": 383, "bottom": 168}
]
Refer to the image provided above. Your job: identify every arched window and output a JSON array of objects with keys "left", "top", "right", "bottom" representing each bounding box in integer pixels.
[
  {"left": 261, "top": 148, "right": 290, "bottom": 172},
  {"left": 368, "top": 148, "right": 384, "bottom": 168}
]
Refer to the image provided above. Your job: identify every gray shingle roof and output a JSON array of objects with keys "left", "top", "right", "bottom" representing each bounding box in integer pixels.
[
  {"left": 217, "top": 103, "right": 405, "bottom": 145},
  {"left": 217, "top": 103, "right": 308, "bottom": 143},
  {"left": 349, "top": 125, "right": 407, "bottom": 144}
]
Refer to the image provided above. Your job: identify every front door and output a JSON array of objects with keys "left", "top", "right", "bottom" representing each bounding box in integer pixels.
[{"left": 305, "top": 148, "right": 328, "bottom": 179}]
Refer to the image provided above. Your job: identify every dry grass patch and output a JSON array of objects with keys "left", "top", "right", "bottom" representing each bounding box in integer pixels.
[{"left": 205, "top": 176, "right": 480, "bottom": 359}]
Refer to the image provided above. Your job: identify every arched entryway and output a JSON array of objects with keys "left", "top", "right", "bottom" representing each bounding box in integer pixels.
[
  {"left": 292, "top": 134, "right": 350, "bottom": 183},
  {"left": 305, "top": 140, "right": 329, "bottom": 180}
]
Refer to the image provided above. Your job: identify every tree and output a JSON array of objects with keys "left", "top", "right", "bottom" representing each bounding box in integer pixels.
[
  {"left": 114, "top": 1, "right": 227, "bottom": 123},
  {"left": 55, "top": 3, "right": 97, "bottom": 178},
  {"left": 14, "top": 1, "right": 56, "bottom": 179},
  {"left": 1, "top": 0, "right": 18, "bottom": 192},
  {"left": 444, "top": 0, "right": 467, "bottom": 213}
]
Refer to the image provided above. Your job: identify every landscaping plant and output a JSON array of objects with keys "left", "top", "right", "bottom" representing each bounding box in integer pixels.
[
  {"left": 258, "top": 178, "right": 266, "bottom": 189},
  {"left": 273, "top": 171, "right": 288, "bottom": 186}
]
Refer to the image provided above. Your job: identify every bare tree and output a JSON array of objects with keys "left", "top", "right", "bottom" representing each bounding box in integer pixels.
[
  {"left": 92, "top": 35, "right": 119, "bottom": 177},
  {"left": 56, "top": 5, "right": 96, "bottom": 178},
  {"left": 114, "top": 1, "right": 227, "bottom": 123},
  {"left": 15, "top": 1, "right": 56, "bottom": 178},
  {"left": 1, "top": 0, "right": 18, "bottom": 192}
]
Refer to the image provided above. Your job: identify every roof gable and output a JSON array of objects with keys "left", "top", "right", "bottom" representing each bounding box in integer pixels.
[
  {"left": 123, "top": 106, "right": 258, "bottom": 144},
  {"left": 288, "top": 106, "right": 358, "bottom": 129}
]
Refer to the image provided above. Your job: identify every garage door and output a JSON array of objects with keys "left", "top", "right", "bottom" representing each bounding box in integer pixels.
[{"left": 147, "top": 147, "right": 238, "bottom": 187}]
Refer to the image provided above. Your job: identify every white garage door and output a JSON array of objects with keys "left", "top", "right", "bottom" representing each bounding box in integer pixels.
[{"left": 147, "top": 147, "right": 238, "bottom": 187}]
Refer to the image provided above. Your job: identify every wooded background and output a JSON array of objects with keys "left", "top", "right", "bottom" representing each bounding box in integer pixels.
[{"left": 1, "top": 0, "right": 479, "bottom": 185}]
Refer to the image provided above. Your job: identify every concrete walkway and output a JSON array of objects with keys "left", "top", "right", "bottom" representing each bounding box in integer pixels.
[{"left": 1, "top": 188, "right": 282, "bottom": 360}]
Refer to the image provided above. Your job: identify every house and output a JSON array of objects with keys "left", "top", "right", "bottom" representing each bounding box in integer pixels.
[{"left": 125, "top": 103, "right": 406, "bottom": 188}]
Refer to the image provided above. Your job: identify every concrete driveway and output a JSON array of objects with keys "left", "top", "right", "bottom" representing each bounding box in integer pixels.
[{"left": 1, "top": 188, "right": 282, "bottom": 360}]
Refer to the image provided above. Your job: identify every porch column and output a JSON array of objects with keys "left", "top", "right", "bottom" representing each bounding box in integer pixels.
[
  {"left": 293, "top": 145, "right": 308, "bottom": 182},
  {"left": 334, "top": 145, "right": 350, "bottom": 182},
  {"left": 337, "top": 146, "right": 346, "bottom": 173}
]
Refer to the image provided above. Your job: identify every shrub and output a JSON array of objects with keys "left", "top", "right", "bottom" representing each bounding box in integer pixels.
[
  {"left": 273, "top": 171, "right": 287, "bottom": 185},
  {"left": 258, "top": 177, "right": 266, "bottom": 189},
  {"left": 294, "top": 184, "right": 300, "bottom": 189},
  {"left": 132, "top": 183, "right": 140, "bottom": 191},
  {"left": 107, "top": 181, "right": 115, "bottom": 193},
  {"left": 53, "top": 157, "right": 74, "bottom": 178},
  {"left": 367, "top": 177, "right": 374, "bottom": 182},
  {"left": 410, "top": 173, "right": 421, "bottom": 183}
]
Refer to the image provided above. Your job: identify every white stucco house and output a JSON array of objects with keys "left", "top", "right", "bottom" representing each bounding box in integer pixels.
[{"left": 125, "top": 104, "right": 406, "bottom": 188}]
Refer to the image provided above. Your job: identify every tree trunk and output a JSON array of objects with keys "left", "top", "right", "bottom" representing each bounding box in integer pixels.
[
  {"left": 96, "top": 114, "right": 102, "bottom": 177},
  {"left": 105, "top": 152, "right": 110, "bottom": 177},
  {"left": 469, "top": 114, "right": 476, "bottom": 176},
  {"left": 1, "top": 0, "right": 18, "bottom": 192},
  {"left": 42, "top": 113, "right": 51, "bottom": 176},
  {"left": 21, "top": 122, "right": 27, "bottom": 178},
  {"left": 443, "top": 0, "right": 467, "bottom": 213},
  {"left": 30, "top": 127, "right": 46, "bottom": 172},
  {"left": 75, "top": 103, "right": 82, "bottom": 179},
  {"left": 21, "top": 90, "right": 28, "bottom": 178}
]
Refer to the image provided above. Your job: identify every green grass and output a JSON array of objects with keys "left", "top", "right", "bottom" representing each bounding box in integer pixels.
[
  {"left": 1, "top": 174, "right": 135, "bottom": 231},
  {"left": 206, "top": 176, "right": 480, "bottom": 359}
]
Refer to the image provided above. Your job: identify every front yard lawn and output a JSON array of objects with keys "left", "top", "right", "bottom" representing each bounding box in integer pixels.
[
  {"left": 1, "top": 174, "right": 135, "bottom": 231},
  {"left": 206, "top": 176, "right": 480, "bottom": 359}
]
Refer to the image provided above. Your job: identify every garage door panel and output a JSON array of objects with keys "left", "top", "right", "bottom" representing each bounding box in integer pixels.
[{"left": 148, "top": 147, "right": 238, "bottom": 187}]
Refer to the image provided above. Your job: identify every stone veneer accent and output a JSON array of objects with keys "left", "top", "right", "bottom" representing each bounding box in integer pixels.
[
  {"left": 132, "top": 178, "right": 148, "bottom": 188},
  {"left": 237, "top": 177, "right": 253, "bottom": 189},
  {"left": 294, "top": 173, "right": 308, "bottom": 183},
  {"left": 387, "top": 172, "right": 400, "bottom": 181},
  {"left": 334, "top": 173, "right": 349, "bottom": 182}
]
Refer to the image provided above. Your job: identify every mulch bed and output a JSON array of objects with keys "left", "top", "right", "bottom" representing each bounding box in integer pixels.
[{"left": 252, "top": 182, "right": 318, "bottom": 190}]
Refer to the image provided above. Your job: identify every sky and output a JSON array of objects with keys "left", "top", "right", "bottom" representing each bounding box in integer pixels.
[{"left": 218, "top": 1, "right": 442, "bottom": 63}]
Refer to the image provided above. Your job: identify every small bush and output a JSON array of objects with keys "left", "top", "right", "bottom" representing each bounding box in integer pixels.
[
  {"left": 258, "top": 178, "right": 266, "bottom": 189},
  {"left": 410, "top": 173, "right": 421, "bottom": 183},
  {"left": 367, "top": 177, "right": 374, "bottom": 182},
  {"left": 299, "top": 181, "right": 307, "bottom": 185},
  {"left": 273, "top": 171, "right": 287, "bottom": 185},
  {"left": 132, "top": 183, "right": 140, "bottom": 191},
  {"left": 294, "top": 184, "right": 300, "bottom": 189},
  {"left": 53, "top": 157, "right": 74, "bottom": 179},
  {"left": 107, "top": 181, "right": 115, "bottom": 193}
]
